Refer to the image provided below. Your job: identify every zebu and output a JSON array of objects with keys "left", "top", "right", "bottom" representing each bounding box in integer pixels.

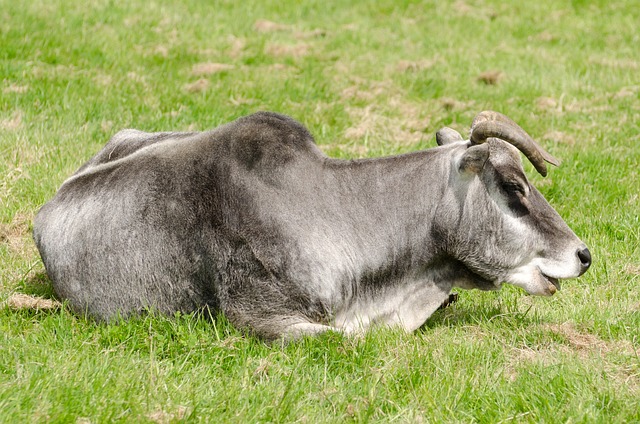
[{"left": 33, "top": 111, "right": 591, "bottom": 340}]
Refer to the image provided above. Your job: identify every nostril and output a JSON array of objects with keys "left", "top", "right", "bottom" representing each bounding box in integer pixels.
[{"left": 577, "top": 247, "right": 592, "bottom": 270}]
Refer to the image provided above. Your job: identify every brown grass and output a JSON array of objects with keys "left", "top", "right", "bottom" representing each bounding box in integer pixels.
[
  {"left": 153, "top": 45, "right": 169, "bottom": 58},
  {"left": 0, "top": 110, "right": 23, "bottom": 130},
  {"left": 440, "top": 97, "right": 476, "bottom": 112},
  {"left": 147, "top": 406, "right": 189, "bottom": 424},
  {"left": 343, "top": 104, "right": 429, "bottom": 151},
  {"left": 295, "top": 28, "right": 327, "bottom": 39},
  {"left": 340, "top": 79, "right": 393, "bottom": 102},
  {"left": 533, "top": 31, "right": 556, "bottom": 42},
  {"left": 264, "top": 43, "right": 310, "bottom": 58},
  {"left": 335, "top": 74, "right": 441, "bottom": 154},
  {"left": 254, "top": 19, "right": 291, "bottom": 33},
  {"left": 614, "top": 85, "right": 639, "bottom": 99},
  {"left": 544, "top": 323, "right": 609, "bottom": 351},
  {"left": 183, "top": 79, "right": 210, "bottom": 93},
  {"left": 5, "top": 293, "right": 61, "bottom": 311},
  {"left": 190, "top": 63, "right": 235, "bottom": 77},
  {"left": 542, "top": 130, "right": 576, "bottom": 146},
  {"left": 505, "top": 322, "right": 640, "bottom": 390},
  {"left": 395, "top": 59, "right": 437, "bottom": 73},
  {"left": 588, "top": 57, "right": 640, "bottom": 70},
  {"left": 536, "top": 96, "right": 563, "bottom": 113},
  {"left": 0, "top": 212, "right": 36, "bottom": 256},
  {"left": 254, "top": 18, "right": 324, "bottom": 36},
  {"left": 3, "top": 84, "right": 29, "bottom": 94},
  {"left": 624, "top": 264, "right": 640, "bottom": 276},
  {"left": 227, "top": 36, "right": 246, "bottom": 58},
  {"left": 477, "top": 70, "right": 503, "bottom": 85}
]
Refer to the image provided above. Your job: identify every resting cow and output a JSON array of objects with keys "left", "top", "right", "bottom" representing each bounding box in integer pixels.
[{"left": 33, "top": 111, "right": 591, "bottom": 340}]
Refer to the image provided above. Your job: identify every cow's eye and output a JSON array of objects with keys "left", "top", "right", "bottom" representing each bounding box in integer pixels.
[
  {"left": 501, "top": 181, "right": 525, "bottom": 196},
  {"left": 500, "top": 181, "right": 530, "bottom": 216}
]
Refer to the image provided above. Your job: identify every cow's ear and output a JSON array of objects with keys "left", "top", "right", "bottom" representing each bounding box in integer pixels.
[
  {"left": 458, "top": 144, "right": 489, "bottom": 174},
  {"left": 436, "top": 127, "right": 464, "bottom": 146}
]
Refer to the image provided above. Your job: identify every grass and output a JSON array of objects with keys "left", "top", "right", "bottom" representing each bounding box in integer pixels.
[{"left": 1, "top": 0, "right": 639, "bottom": 422}]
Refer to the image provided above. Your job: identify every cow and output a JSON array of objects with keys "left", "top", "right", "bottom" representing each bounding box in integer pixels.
[{"left": 33, "top": 111, "right": 591, "bottom": 340}]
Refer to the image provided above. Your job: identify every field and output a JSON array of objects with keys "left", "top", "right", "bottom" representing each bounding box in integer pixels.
[{"left": 1, "top": 0, "right": 639, "bottom": 422}]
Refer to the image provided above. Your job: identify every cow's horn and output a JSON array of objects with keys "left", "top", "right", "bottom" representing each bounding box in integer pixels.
[{"left": 469, "top": 111, "right": 560, "bottom": 177}]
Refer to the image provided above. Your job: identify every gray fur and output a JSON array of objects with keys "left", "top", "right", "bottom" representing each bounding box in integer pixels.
[{"left": 33, "top": 111, "right": 591, "bottom": 340}]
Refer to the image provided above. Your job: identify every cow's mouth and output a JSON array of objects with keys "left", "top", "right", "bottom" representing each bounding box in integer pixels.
[{"left": 542, "top": 274, "right": 561, "bottom": 294}]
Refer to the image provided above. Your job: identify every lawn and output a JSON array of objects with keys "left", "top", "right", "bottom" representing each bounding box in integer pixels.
[{"left": 1, "top": 0, "right": 639, "bottom": 422}]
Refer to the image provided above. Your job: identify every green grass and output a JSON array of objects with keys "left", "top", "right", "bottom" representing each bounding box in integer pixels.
[{"left": 1, "top": 0, "right": 639, "bottom": 422}]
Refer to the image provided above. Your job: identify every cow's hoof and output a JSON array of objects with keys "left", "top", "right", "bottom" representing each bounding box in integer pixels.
[{"left": 438, "top": 292, "right": 459, "bottom": 310}]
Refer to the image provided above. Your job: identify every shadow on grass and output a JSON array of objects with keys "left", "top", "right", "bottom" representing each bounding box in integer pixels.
[
  {"left": 421, "top": 294, "right": 538, "bottom": 331},
  {"left": 18, "top": 270, "right": 57, "bottom": 299}
]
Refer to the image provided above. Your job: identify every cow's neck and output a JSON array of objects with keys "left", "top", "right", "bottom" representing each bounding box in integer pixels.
[
  {"left": 325, "top": 150, "right": 448, "bottom": 272},
  {"left": 322, "top": 150, "right": 453, "bottom": 330}
]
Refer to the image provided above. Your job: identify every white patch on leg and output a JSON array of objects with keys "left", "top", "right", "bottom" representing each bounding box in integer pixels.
[{"left": 333, "top": 279, "right": 450, "bottom": 333}]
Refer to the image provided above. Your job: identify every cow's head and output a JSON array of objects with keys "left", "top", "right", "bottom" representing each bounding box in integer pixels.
[{"left": 435, "top": 111, "right": 591, "bottom": 296}]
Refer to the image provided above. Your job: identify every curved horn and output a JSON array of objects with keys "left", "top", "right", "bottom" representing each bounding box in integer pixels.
[{"left": 469, "top": 111, "right": 560, "bottom": 177}]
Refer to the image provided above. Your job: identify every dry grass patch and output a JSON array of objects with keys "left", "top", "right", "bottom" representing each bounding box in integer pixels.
[
  {"left": 395, "top": 59, "right": 438, "bottom": 73},
  {"left": 536, "top": 96, "right": 564, "bottom": 113},
  {"left": 477, "top": 70, "right": 503, "bottom": 85},
  {"left": 3, "top": 84, "right": 29, "bottom": 94},
  {"left": 146, "top": 406, "right": 189, "bottom": 424},
  {"left": 227, "top": 36, "right": 246, "bottom": 58},
  {"left": 344, "top": 104, "right": 428, "bottom": 149},
  {"left": 614, "top": 85, "right": 639, "bottom": 99},
  {"left": 254, "top": 19, "right": 291, "bottom": 33},
  {"left": 339, "top": 76, "right": 432, "bottom": 152},
  {"left": 332, "top": 102, "right": 429, "bottom": 154},
  {"left": 183, "top": 78, "right": 210, "bottom": 93},
  {"left": 190, "top": 63, "right": 235, "bottom": 77},
  {"left": 440, "top": 97, "right": 476, "bottom": 112},
  {"left": 588, "top": 57, "right": 640, "bottom": 70},
  {"left": 126, "top": 71, "right": 150, "bottom": 91},
  {"left": 544, "top": 322, "right": 639, "bottom": 358},
  {"left": 0, "top": 212, "right": 36, "bottom": 257},
  {"left": 153, "top": 45, "right": 169, "bottom": 58},
  {"left": 624, "top": 264, "right": 640, "bottom": 276},
  {"left": 544, "top": 323, "right": 609, "bottom": 352},
  {"left": 1, "top": 110, "right": 23, "bottom": 131},
  {"left": 542, "top": 130, "right": 576, "bottom": 146},
  {"left": 294, "top": 28, "right": 327, "bottom": 39},
  {"left": 264, "top": 43, "right": 310, "bottom": 58},
  {"left": 265, "top": 63, "right": 296, "bottom": 72},
  {"left": 453, "top": 0, "right": 473, "bottom": 15},
  {"left": 453, "top": 0, "right": 498, "bottom": 20},
  {"left": 94, "top": 73, "right": 113, "bottom": 87},
  {"left": 5, "top": 293, "right": 61, "bottom": 311},
  {"left": 506, "top": 322, "right": 640, "bottom": 388},
  {"left": 340, "top": 79, "right": 394, "bottom": 102},
  {"left": 533, "top": 31, "right": 557, "bottom": 42}
]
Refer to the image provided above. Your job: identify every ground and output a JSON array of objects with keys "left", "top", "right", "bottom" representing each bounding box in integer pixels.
[{"left": 1, "top": 0, "right": 639, "bottom": 422}]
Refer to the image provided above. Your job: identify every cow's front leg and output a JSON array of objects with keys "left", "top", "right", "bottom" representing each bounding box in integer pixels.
[{"left": 280, "top": 321, "right": 344, "bottom": 341}]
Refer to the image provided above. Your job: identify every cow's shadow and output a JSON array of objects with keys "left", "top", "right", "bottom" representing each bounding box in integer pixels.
[
  {"left": 18, "top": 270, "right": 57, "bottom": 298},
  {"left": 421, "top": 295, "right": 537, "bottom": 330}
]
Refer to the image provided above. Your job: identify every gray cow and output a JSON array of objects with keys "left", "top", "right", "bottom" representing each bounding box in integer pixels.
[{"left": 33, "top": 111, "right": 591, "bottom": 340}]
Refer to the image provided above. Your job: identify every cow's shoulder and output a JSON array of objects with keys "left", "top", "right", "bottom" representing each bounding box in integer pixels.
[{"left": 217, "top": 112, "right": 325, "bottom": 172}]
